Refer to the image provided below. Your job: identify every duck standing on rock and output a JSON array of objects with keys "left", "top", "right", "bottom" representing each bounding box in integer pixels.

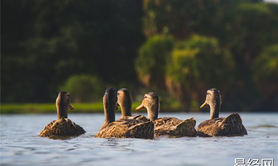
[
  {"left": 95, "top": 88, "right": 154, "bottom": 139},
  {"left": 197, "top": 88, "right": 247, "bottom": 137},
  {"left": 136, "top": 92, "right": 197, "bottom": 138},
  {"left": 40, "top": 91, "right": 85, "bottom": 139}
]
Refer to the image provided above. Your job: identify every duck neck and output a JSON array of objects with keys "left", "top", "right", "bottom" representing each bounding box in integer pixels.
[
  {"left": 104, "top": 103, "right": 115, "bottom": 124},
  {"left": 57, "top": 103, "right": 68, "bottom": 119},
  {"left": 209, "top": 101, "right": 220, "bottom": 120},
  {"left": 120, "top": 106, "right": 131, "bottom": 119},
  {"left": 120, "top": 101, "right": 132, "bottom": 119},
  {"left": 147, "top": 104, "right": 159, "bottom": 121}
]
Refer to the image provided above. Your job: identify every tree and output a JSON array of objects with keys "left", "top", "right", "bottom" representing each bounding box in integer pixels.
[
  {"left": 166, "top": 35, "right": 235, "bottom": 111},
  {"left": 62, "top": 75, "right": 104, "bottom": 102},
  {"left": 1, "top": 0, "right": 144, "bottom": 102},
  {"left": 252, "top": 44, "right": 278, "bottom": 111},
  {"left": 135, "top": 35, "right": 173, "bottom": 89}
]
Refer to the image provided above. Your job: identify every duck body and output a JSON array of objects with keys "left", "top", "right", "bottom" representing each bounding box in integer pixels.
[
  {"left": 154, "top": 117, "right": 196, "bottom": 137},
  {"left": 197, "top": 113, "right": 247, "bottom": 137},
  {"left": 40, "top": 118, "right": 85, "bottom": 139},
  {"left": 95, "top": 118, "right": 154, "bottom": 139}
]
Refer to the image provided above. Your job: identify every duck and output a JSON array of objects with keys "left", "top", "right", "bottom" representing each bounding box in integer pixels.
[
  {"left": 95, "top": 88, "right": 154, "bottom": 139},
  {"left": 117, "top": 88, "right": 149, "bottom": 121},
  {"left": 40, "top": 91, "right": 85, "bottom": 139},
  {"left": 136, "top": 92, "right": 197, "bottom": 138},
  {"left": 197, "top": 88, "right": 247, "bottom": 137}
]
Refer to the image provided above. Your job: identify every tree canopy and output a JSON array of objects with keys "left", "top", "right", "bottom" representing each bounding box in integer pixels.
[{"left": 1, "top": 0, "right": 278, "bottom": 111}]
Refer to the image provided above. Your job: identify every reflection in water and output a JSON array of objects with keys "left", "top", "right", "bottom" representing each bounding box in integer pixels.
[
  {"left": 99, "top": 138, "right": 136, "bottom": 152},
  {"left": 0, "top": 113, "right": 278, "bottom": 166},
  {"left": 103, "top": 138, "right": 120, "bottom": 146}
]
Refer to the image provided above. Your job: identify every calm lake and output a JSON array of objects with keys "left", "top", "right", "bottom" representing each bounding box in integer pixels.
[{"left": 1, "top": 113, "right": 278, "bottom": 166}]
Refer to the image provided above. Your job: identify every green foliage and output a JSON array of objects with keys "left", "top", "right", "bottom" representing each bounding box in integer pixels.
[
  {"left": 141, "top": 0, "right": 278, "bottom": 111},
  {"left": 0, "top": 103, "right": 102, "bottom": 114},
  {"left": 2, "top": 0, "right": 143, "bottom": 102},
  {"left": 167, "top": 35, "right": 234, "bottom": 85},
  {"left": 165, "top": 35, "right": 235, "bottom": 110},
  {"left": 135, "top": 35, "right": 173, "bottom": 88},
  {"left": 229, "top": 3, "right": 278, "bottom": 56},
  {"left": 254, "top": 44, "right": 278, "bottom": 84},
  {"left": 2, "top": 0, "right": 278, "bottom": 111},
  {"left": 61, "top": 75, "right": 104, "bottom": 102},
  {"left": 1, "top": 101, "right": 173, "bottom": 114}
]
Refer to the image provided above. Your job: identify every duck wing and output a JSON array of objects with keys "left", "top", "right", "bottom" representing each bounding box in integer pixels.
[
  {"left": 154, "top": 117, "right": 196, "bottom": 137},
  {"left": 219, "top": 113, "right": 247, "bottom": 136},
  {"left": 197, "top": 118, "right": 224, "bottom": 137},
  {"left": 95, "top": 118, "right": 154, "bottom": 139}
]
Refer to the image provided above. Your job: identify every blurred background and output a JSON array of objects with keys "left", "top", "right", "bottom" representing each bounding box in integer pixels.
[{"left": 1, "top": 0, "right": 278, "bottom": 112}]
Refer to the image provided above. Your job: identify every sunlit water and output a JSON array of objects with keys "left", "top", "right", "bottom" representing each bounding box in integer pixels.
[{"left": 1, "top": 113, "right": 278, "bottom": 166}]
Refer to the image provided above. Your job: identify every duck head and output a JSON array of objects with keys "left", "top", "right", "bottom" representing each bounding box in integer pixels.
[
  {"left": 200, "top": 88, "right": 222, "bottom": 120},
  {"left": 117, "top": 88, "right": 132, "bottom": 119},
  {"left": 136, "top": 92, "right": 159, "bottom": 121},
  {"left": 56, "top": 91, "right": 74, "bottom": 119},
  {"left": 103, "top": 88, "right": 118, "bottom": 124}
]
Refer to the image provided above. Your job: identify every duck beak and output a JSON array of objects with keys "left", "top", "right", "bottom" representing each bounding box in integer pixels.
[
  {"left": 200, "top": 102, "right": 207, "bottom": 109},
  {"left": 69, "top": 104, "right": 74, "bottom": 110},
  {"left": 136, "top": 103, "right": 145, "bottom": 111}
]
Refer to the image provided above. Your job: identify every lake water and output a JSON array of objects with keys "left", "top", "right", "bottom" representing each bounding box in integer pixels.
[{"left": 1, "top": 113, "right": 278, "bottom": 166}]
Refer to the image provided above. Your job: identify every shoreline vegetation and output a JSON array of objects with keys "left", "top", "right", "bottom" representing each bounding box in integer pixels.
[
  {"left": 2, "top": 1, "right": 278, "bottom": 112},
  {"left": 1, "top": 103, "right": 276, "bottom": 114},
  {"left": 0, "top": 102, "right": 183, "bottom": 114}
]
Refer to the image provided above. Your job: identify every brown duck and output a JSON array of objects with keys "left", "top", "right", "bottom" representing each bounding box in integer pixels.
[
  {"left": 197, "top": 88, "right": 247, "bottom": 137},
  {"left": 95, "top": 88, "right": 154, "bottom": 139},
  {"left": 40, "top": 91, "right": 85, "bottom": 138},
  {"left": 136, "top": 92, "right": 196, "bottom": 138},
  {"left": 117, "top": 88, "right": 149, "bottom": 121}
]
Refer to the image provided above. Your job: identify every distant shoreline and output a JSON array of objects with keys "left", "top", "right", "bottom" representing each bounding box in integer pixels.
[
  {"left": 1, "top": 103, "right": 277, "bottom": 114},
  {"left": 0, "top": 102, "right": 179, "bottom": 114}
]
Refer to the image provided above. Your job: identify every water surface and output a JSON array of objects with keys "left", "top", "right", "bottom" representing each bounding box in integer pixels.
[{"left": 1, "top": 113, "right": 277, "bottom": 166}]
